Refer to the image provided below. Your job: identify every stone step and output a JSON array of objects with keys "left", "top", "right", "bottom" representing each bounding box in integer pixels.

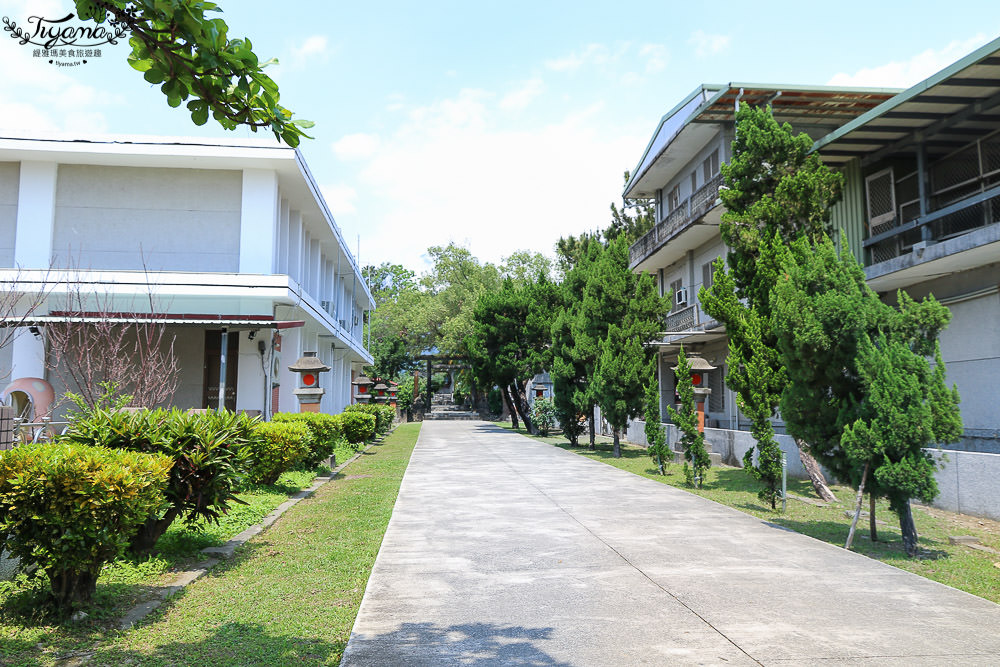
[{"left": 423, "top": 412, "right": 480, "bottom": 421}]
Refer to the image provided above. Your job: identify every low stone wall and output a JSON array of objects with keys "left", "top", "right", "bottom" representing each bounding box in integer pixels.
[{"left": 628, "top": 418, "right": 1000, "bottom": 521}]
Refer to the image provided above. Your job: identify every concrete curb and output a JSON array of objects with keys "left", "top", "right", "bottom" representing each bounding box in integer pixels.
[{"left": 116, "top": 434, "right": 390, "bottom": 631}]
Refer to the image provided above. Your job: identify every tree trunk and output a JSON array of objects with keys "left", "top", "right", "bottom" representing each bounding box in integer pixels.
[
  {"left": 795, "top": 439, "right": 837, "bottom": 503},
  {"left": 503, "top": 387, "right": 519, "bottom": 429},
  {"left": 129, "top": 507, "right": 180, "bottom": 558},
  {"left": 588, "top": 411, "right": 596, "bottom": 450},
  {"left": 612, "top": 428, "right": 621, "bottom": 458},
  {"left": 48, "top": 567, "right": 100, "bottom": 609},
  {"left": 845, "top": 461, "right": 869, "bottom": 550},
  {"left": 869, "top": 492, "right": 878, "bottom": 542},
  {"left": 508, "top": 380, "right": 533, "bottom": 433},
  {"left": 899, "top": 499, "right": 918, "bottom": 557}
]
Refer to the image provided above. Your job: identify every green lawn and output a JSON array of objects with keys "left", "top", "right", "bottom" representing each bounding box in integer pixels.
[
  {"left": 82, "top": 422, "right": 420, "bottom": 666},
  {"left": 497, "top": 422, "right": 1000, "bottom": 605},
  {"left": 0, "top": 433, "right": 401, "bottom": 667}
]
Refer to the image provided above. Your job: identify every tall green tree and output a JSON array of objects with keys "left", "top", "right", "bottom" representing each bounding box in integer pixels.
[
  {"left": 772, "top": 236, "right": 962, "bottom": 555},
  {"left": 700, "top": 104, "right": 842, "bottom": 504},
  {"left": 467, "top": 276, "right": 561, "bottom": 432},
  {"left": 644, "top": 379, "right": 669, "bottom": 474},
  {"left": 75, "top": 0, "right": 311, "bottom": 146},
  {"left": 588, "top": 237, "right": 668, "bottom": 457},
  {"left": 666, "top": 347, "right": 711, "bottom": 487}
]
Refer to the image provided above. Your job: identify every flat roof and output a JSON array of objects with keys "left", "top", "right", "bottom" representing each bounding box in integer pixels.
[{"left": 814, "top": 35, "right": 1000, "bottom": 166}]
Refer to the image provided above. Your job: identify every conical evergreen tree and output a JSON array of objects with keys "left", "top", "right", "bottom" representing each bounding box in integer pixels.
[{"left": 666, "top": 347, "right": 711, "bottom": 487}]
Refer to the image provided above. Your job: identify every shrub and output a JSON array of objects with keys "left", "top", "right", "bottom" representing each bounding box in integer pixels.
[
  {"left": 338, "top": 411, "right": 376, "bottom": 447},
  {"left": 272, "top": 412, "right": 343, "bottom": 467},
  {"left": 487, "top": 387, "right": 503, "bottom": 416},
  {"left": 530, "top": 397, "right": 557, "bottom": 436},
  {"left": 243, "top": 421, "right": 311, "bottom": 485},
  {"left": 63, "top": 406, "right": 249, "bottom": 557},
  {"left": 0, "top": 442, "right": 171, "bottom": 608},
  {"left": 344, "top": 403, "right": 394, "bottom": 435}
]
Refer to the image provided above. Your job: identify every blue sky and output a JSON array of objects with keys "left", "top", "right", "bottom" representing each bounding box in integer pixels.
[{"left": 1, "top": 0, "right": 998, "bottom": 272}]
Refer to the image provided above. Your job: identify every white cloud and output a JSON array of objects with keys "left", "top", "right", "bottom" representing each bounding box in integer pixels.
[
  {"left": 639, "top": 44, "right": 668, "bottom": 74},
  {"left": 827, "top": 35, "right": 989, "bottom": 88},
  {"left": 284, "top": 35, "right": 331, "bottom": 70},
  {"left": 500, "top": 78, "right": 544, "bottom": 111},
  {"left": 320, "top": 183, "right": 358, "bottom": 216},
  {"left": 688, "top": 30, "right": 731, "bottom": 58},
  {"left": 331, "top": 132, "right": 381, "bottom": 160},
  {"left": 545, "top": 43, "right": 612, "bottom": 72},
  {"left": 330, "top": 87, "right": 644, "bottom": 271}
]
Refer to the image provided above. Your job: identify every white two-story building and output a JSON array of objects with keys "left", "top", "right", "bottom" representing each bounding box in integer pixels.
[{"left": 0, "top": 132, "right": 373, "bottom": 417}]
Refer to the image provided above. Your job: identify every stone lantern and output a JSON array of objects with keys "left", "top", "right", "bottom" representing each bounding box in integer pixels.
[
  {"left": 352, "top": 375, "right": 374, "bottom": 403},
  {"left": 387, "top": 383, "right": 399, "bottom": 407},
  {"left": 288, "top": 351, "right": 330, "bottom": 413},
  {"left": 372, "top": 381, "right": 389, "bottom": 403},
  {"left": 672, "top": 354, "right": 716, "bottom": 433}
]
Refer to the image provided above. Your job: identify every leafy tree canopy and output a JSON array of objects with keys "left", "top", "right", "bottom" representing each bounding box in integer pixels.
[{"left": 75, "top": 0, "right": 312, "bottom": 146}]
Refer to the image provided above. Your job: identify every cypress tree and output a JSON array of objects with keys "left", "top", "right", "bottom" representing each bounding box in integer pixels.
[
  {"left": 644, "top": 378, "right": 668, "bottom": 475},
  {"left": 666, "top": 347, "right": 711, "bottom": 487}
]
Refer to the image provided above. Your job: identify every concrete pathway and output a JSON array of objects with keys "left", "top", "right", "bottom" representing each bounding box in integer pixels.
[{"left": 341, "top": 421, "right": 1000, "bottom": 666}]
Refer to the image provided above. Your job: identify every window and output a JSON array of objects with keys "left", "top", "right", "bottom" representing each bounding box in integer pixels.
[
  {"left": 702, "top": 259, "right": 719, "bottom": 290},
  {"left": 865, "top": 167, "right": 896, "bottom": 229},
  {"left": 669, "top": 278, "right": 683, "bottom": 312},
  {"left": 690, "top": 171, "right": 698, "bottom": 193},
  {"left": 702, "top": 149, "right": 720, "bottom": 182},
  {"left": 667, "top": 184, "right": 680, "bottom": 212}
]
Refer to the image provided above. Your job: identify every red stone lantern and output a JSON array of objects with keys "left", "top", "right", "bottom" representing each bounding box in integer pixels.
[
  {"left": 352, "top": 375, "right": 374, "bottom": 403},
  {"left": 372, "top": 381, "right": 389, "bottom": 403},
  {"left": 672, "top": 354, "right": 716, "bottom": 433},
  {"left": 288, "top": 351, "right": 330, "bottom": 413}
]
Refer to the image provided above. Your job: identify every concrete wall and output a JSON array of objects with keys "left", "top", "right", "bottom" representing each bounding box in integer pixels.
[
  {"left": 52, "top": 165, "right": 242, "bottom": 271},
  {"left": 0, "top": 162, "right": 18, "bottom": 267},
  {"left": 928, "top": 449, "right": 1000, "bottom": 520}
]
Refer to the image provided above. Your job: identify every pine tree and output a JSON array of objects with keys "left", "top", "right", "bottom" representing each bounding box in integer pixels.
[
  {"left": 644, "top": 375, "right": 669, "bottom": 475},
  {"left": 773, "top": 235, "right": 962, "bottom": 555},
  {"left": 666, "top": 347, "right": 711, "bottom": 486},
  {"left": 701, "top": 104, "right": 843, "bottom": 504}
]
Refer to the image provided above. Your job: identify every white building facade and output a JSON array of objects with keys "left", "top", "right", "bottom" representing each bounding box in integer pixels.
[{"left": 0, "top": 133, "right": 373, "bottom": 417}]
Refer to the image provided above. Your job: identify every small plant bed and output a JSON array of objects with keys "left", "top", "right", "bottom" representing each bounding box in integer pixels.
[
  {"left": 0, "top": 465, "right": 328, "bottom": 667},
  {"left": 85, "top": 422, "right": 420, "bottom": 666},
  {"left": 495, "top": 423, "right": 1000, "bottom": 605}
]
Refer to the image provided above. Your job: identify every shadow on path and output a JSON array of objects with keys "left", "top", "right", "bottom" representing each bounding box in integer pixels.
[{"left": 345, "top": 621, "right": 573, "bottom": 666}]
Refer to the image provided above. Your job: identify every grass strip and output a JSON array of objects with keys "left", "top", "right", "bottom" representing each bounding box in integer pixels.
[
  {"left": 86, "top": 422, "right": 420, "bottom": 666},
  {"left": 498, "top": 423, "right": 1000, "bottom": 605}
]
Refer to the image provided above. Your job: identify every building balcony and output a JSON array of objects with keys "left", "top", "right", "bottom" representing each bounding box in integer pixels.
[
  {"left": 657, "top": 303, "right": 726, "bottom": 350},
  {"left": 629, "top": 174, "right": 724, "bottom": 272}
]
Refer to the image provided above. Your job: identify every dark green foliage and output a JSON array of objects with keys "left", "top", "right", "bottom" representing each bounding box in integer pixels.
[
  {"left": 62, "top": 406, "right": 250, "bottom": 557},
  {"left": 0, "top": 442, "right": 171, "bottom": 608},
  {"left": 344, "top": 403, "right": 395, "bottom": 435},
  {"left": 74, "top": 0, "right": 312, "bottom": 146},
  {"left": 338, "top": 412, "right": 376, "bottom": 446},
  {"left": 644, "top": 380, "right": 669, "bottom": 475},
  {"left": 272, "top": 412, "right": 343, "bottom": 467},
  {"left": 487, "top": 387, "right": 504, "bottom": 416},
  {"left": 467, "top": 275, "right": 562, "bottom": 432},
  {"left": 665, "top": 347, "right": 710, "bottom": 486},
  {"left": 530, "top": 398, "right": 557, "bottom": 436},
  {"left": 244, "top": 421, "right": 311, "bottom": 485},
  {"left": 773, "top": 235, "right": 962, "bottom": 554}
]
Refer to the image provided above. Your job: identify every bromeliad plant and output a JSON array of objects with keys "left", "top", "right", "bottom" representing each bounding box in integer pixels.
[{"left": 62, "top": 397, "right": 250, "bottom": 557}]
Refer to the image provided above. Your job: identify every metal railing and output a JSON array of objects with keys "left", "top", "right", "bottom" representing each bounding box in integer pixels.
[{"left": 629, "top": 174, "right": 723, "bottom": 266}]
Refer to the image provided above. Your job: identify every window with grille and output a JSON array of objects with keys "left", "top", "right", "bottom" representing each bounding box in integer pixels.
[
  {"left": 865, "top": 168, "right": 896, "bottom": 228},
  {"left": 702, "top": 258, "right": 719, "bottom": 290},
  {"left": 703, "top": 149, "right": 720, "bottom": 181},
  {"left": 708, "top": 367, "right": 725, "bottom": 413},
  {"left": 669, "top": 278, "right": 683, "bottom": 312},
  {"left": 690, "top": 172, "right": 698, "bottom": 193},
  {"left": 668, "top": 184, "right": 680, "bottom": 212}
]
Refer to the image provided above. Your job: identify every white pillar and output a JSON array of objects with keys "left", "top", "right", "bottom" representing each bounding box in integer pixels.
[
  {"left": 277, "top": 326, "right": 301, "bottom": 414},
  {"left": 277, "top": 198, "right": 290, "bottom": 274},
  {"left": 239, "top": 169, "right": 279, "bottom": 274},
  {"left": 15, "top": 161, "right": 58, "bottom": 268},
  {"left": 287, "top": 211, "right": 302, "bottom": 284},
  {"left": 11, "top": 329, "right": 45, "bottom": 380},
  {"left": 310, "top": 238, "right": 321, "bottom": 298}
]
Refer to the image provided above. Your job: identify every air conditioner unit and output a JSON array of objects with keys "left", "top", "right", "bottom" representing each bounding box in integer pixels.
[{"left": 675, "top": 287, "right": 688, "bottom": 307}]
